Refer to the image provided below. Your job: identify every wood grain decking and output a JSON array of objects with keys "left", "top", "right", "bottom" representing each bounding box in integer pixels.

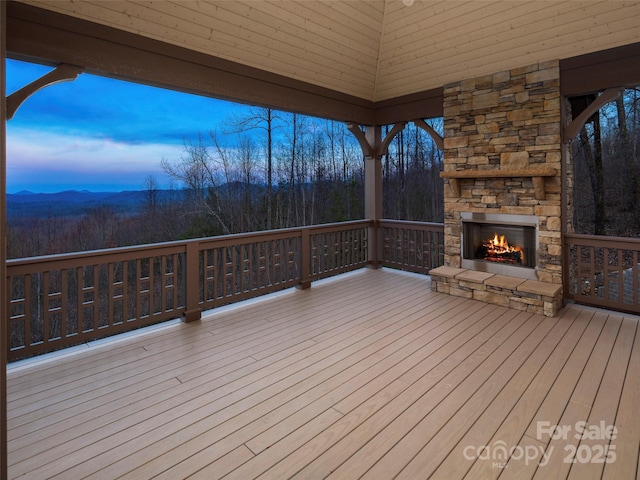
[{"left": 7, "top": 268, "right": 640, "bottom": 479}]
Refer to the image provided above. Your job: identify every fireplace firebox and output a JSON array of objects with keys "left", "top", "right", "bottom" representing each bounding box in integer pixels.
[{"left": 461, "top": 212, "right": 539, "bottom": 279}]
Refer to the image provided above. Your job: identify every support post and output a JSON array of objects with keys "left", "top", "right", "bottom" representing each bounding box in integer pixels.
[
  {"left": 182, "top": 241, "right": 202, "bottom": 322},
  {"left": 364, "top": 125, "right": 382, "bottom": 268},
  {"left": 297, "top": 228, "right": 311, "bottom": 289},
  {"left": 347, "top": 122, "right": 408, "bottom": 269},
  {"left": 1, "top": 2, "right": 8, "bottom": 476}
]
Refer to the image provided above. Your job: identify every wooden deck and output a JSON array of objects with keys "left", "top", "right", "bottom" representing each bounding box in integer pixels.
[{"left": 7, "top": 268, "right": 640, "bottom": 479}]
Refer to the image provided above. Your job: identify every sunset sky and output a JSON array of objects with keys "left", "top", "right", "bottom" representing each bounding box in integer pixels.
[{"left": 6, "top": 58, "right": 245, "bottom": 193}]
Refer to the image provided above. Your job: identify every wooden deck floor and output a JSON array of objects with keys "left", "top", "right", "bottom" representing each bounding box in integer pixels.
[{"left": 7, "top": 267, "right": 640, "bottom": 479}]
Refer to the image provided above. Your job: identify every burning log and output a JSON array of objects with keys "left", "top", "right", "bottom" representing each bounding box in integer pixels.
[{"left": 477, "top": 232, "right": 524, "bottom": 265}]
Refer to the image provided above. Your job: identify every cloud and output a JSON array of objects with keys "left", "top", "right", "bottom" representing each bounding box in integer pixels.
[
  {"left": 5, "top": 59, "right": 276, "bottom": 193},
  {"left": 8, "top": 59, "right": 242, "bottom": 147},
  {"left": 7, "top": 127, "right": 183, "bottom": 192}
]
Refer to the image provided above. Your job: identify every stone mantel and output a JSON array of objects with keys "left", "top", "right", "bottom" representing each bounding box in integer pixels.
[{"left": 440, "top": 166, "right": 557, "bottom": 199}]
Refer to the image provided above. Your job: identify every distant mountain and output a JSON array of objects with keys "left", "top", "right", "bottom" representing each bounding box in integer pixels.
[
  {"left": 9, "top": 190, "right": 116, "bottom": 203},
  {"left": 6, "top": 189, "right": 168, "bottom": 220}
]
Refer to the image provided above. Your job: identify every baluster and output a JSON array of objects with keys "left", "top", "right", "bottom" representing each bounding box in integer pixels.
[{"left": 24, "top": 274, "right": 32, "bottom": 349}]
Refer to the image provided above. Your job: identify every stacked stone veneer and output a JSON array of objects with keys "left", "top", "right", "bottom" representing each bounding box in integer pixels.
[{"left": 432, "top": 60, "right": 564, "bottom": 316}]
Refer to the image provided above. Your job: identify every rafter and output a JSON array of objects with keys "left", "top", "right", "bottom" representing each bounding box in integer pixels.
[
  {"left": 413, "top": 118, "right": 443, "bottom": 150},
  {"left": 563, "top": 88, "right": 623, "bottom": 142},
  {"left": 346, "top": 121, "right": 407, "bottom": 157}
]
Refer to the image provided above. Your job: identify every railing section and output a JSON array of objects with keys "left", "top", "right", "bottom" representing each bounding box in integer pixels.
[
  {"left": 197, "top": 229, "right": 301, "bottom": 313},
  {"left": 195, "top": 221, "right": 370, "bottom": 312},
  {"left": 7, "top": 243, "right": 187, "bottom": 360},
  {"left": 564, "top": 233, "right": 640, "bottom": 314},
  {"left": 6, "top": 220, "right": 380, "bottom": 360},
  {"left": 308, "top": 221, "right": 370, "bottom": 281},
  {"left": 379, "top": 220, "right": 445, "bottom": 274}
]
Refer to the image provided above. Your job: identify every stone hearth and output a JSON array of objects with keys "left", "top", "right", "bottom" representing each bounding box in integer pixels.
[{"left": 430, "top": 266, "right": 563, "bottom": 317}]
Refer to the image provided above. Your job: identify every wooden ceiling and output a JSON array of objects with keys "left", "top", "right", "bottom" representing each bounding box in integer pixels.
[{"left": 16, "top": 0, "right": 640, "bottom": 102}]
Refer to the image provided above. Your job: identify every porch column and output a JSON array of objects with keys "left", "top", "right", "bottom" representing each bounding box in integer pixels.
[
  {"left": 364, "top": 125, "right": 382, "bottom": 268},
  {"left": 1, "top": 1, "right": 8, "bottom": 476}
]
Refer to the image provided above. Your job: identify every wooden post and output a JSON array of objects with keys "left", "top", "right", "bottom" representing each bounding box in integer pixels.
[
  {"left": 364, "top": 125, "right": 382, "bottom": 268},
  {"left": 182, "top": 241, "right": 202, "bottom": 322},
  {"left": 347, "top": 123, "right": 397, "bottom": 269},
  {"left": 297, "top": 228, "right": 311, "bottom": 289},
  {"left": 1, "top": 2, "right": 8, "bottom": 476}
]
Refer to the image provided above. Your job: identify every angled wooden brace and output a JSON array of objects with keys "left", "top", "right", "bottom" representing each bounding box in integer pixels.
[
  {"left": 346, "top": 122, "right": 374, "bottom": 157},
  {"left": 378, "top": 122, "right": 407, "bottom": 156},
  {"left": 563, "top": 88, "right": 623, "bottom": 143},
  {"left": 6, "top": 63, "right": 84, "bottom": 120},
  {"left": 412, "top": 118, "right": 444, "bottom": 150},
  {"left": 346, "top": 121, "right": 407, "bottom": 157}
]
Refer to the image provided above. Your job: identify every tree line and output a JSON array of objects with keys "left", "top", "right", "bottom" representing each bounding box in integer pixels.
[
  {"left": 7, "top": 111, "right": 444, "bottom": 259},
  {"left": 572, "top": 88, "right": 640, "bottom": 236}
]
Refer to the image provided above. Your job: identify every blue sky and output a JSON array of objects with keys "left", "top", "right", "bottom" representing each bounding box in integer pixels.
[{"left": 6, "top": 59, "right": 245, "bottom": 193}]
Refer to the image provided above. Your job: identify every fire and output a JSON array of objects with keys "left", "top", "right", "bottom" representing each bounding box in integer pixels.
[
  {"left": 491, "top": 233, "right": 506, "bottom": 248},
  {"left": 480, "top": 232, "right": 525, "bottom": 264}
]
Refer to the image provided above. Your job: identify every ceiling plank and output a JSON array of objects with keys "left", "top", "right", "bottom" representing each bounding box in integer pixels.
[
  {"left": 375, "top": 1, "right": 639, "bottom": 100},
  {"left": 7, "top": 1, "right": 640, "bottom": 120}
]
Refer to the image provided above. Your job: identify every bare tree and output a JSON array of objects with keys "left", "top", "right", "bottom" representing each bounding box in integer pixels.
[
  {"left": 579, "top": 117, "right": 606, "bottom": 235},
  {"left": 225, "top": 107, "right": 281, "bottom": 229},
  {"left": 235, "top": 134, "right": 258, "bottom": 231},
  {"left": 143, "top": 174, "right": 159, "bottom": 214},
  {"left": 161, "top": 133, "right": 212, "bottom": 208},
  {"left": 162, "top": 132, "right": 233, "bottom": 235},
  {"left": 616, "top": 94, "right": 638, "bottom": 212}
]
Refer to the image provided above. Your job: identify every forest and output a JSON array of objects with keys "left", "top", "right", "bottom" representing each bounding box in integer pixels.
[
  {"left": 572, "top": 88, "right": 640, "bottom": 237},
  {"left": 7, "top": 86, "right": 640, "bottom": 260}
]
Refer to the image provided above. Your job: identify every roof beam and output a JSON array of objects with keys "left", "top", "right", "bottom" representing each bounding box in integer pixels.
[{"left": 560, "top": 42, "right": 640, "bottom": 96}]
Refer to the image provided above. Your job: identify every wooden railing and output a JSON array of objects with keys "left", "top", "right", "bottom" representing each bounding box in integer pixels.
[
  {"left": 7, "top": 241, "right": 188, "bottom": 361},
  {"left": 6, "top": 220, "right": 443, "bottom": 361},
  {"left": 22, "top": 223, "right": 640, "bottom": 361},
  {"left": 194, "top": 221, "right": 371, "bottom": 315},
  {"left": 379, "top": 220, "right": 445, "bottom": 274},
  {"left": 564, "top": 233, "right": 640, "bottom": 314}
]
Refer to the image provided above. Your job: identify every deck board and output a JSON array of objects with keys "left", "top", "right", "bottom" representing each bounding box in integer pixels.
[
  {"left": 601, "top": 314, "right": 640, "bottom": 480},
  {"left": 7, "top": 267, "right": 640, "bottom": 479},
  {"left": 453, "top": 306, "right": 588, "bottom": 480},
  {"left": 293, "top": 305, "right": 523, "bottom": 480}
]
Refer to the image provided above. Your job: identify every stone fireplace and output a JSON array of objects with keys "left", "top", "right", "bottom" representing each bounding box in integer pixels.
[
  {"left": 461, "top": 212, "right": 538, "bottom": 279},
  {"left": 430, "top": 60, "right": 564, "bottom": 316}
]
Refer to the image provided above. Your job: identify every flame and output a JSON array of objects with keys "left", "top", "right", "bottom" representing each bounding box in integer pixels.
[
  {"left": 492, "top": 233, "right": 506, "bottom": 248},
  {"left": 482, "top": 232, "right": 525, "bottom": 264}
]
